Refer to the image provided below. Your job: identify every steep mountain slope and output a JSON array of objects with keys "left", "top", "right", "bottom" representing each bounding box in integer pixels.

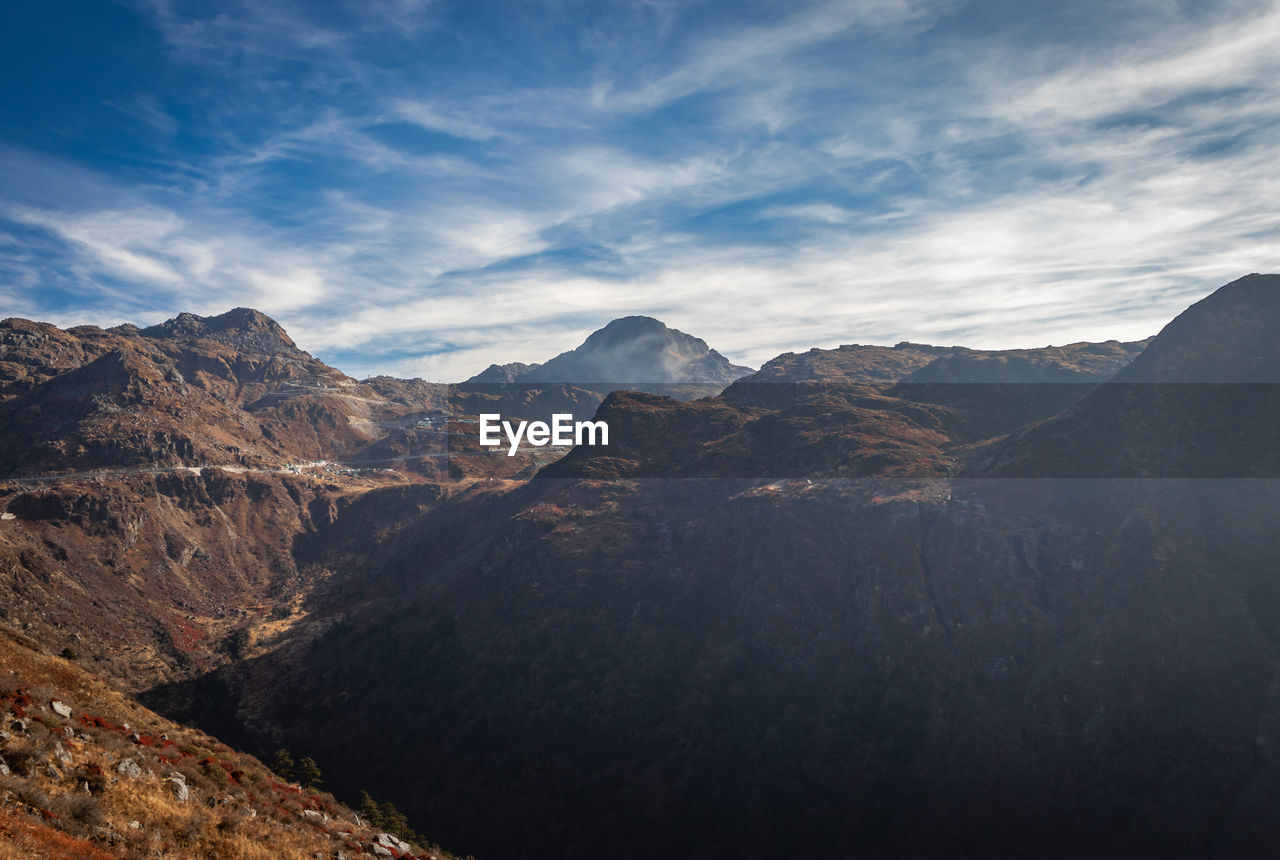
[
  {"left": 0, "top": 629, "right": 456, "bottom": 859},
  {"left": 153, "top": 473, "right": 1280, "bottom": 860},
  {"left": 466, "top": 316, "right": 753, "bottom": 384},
  {"left": 1111, "top": 273, "right": 1280, "bottom": 382},
  {"left": 975, "top": 273, "right": 1280, "bottom": 477},
  {"left": 142, "top": 278, "right": 1280, "bottom": 860},
  {"left": 0, "top": 469, "right": 452, "bottom": 687},
  {"left": 0, "top": 308, "right": 462, "bottom": 690},
  {"left": 6, "top": 279, "right": 1280, "bottom": 860}
]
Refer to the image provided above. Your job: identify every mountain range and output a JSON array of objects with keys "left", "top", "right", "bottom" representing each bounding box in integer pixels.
[{"left": 3, "top": 274, "right": 1280, "bottom": 859}]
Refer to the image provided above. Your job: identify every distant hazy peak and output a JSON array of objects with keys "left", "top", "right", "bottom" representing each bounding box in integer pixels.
[
  {"left": 468, "top": 362, "right": 542, "bottom": 383},
  {"left": 465, "top": 317, "right": 753, "bottom": 384},
  {"left": 580, "top": 315, "right": 676, "bottom": 344}
]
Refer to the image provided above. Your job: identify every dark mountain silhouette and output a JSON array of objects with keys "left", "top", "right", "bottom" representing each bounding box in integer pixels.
[
  {"left": 466, "top": 316, "right": 753, "bottom": 384},
  {"left": 1111, "top": 273, "right": 1280, "bottom": 382},
  {"left": 975, "top": 273, "right": 1280, "bottom": 477}
]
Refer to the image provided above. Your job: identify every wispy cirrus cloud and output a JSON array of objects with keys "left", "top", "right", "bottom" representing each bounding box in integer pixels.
[{"left": 1, "top": 0, "right": 1279, "bottom": 381}]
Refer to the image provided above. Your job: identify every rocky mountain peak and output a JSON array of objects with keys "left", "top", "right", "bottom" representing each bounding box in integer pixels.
[
  {"left": 468, "top": 316, "right": 753, "bottom": 384},
  {"left": 141, "top": 307, "right": 297, "bottom": 352},
  {"left": 581, "top": 315, "right": 671, "bottom": 345}
]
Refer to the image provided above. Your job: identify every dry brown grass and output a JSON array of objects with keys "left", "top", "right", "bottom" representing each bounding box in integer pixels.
[
  {"left": 0, "top": 806, "right": 116, "bottom": 859},
  {"left": 1, "top": 628, "right": 458, "bottom": 859},
  {"left": 96, "top": 778, "right": 344, "bottom": 859}
]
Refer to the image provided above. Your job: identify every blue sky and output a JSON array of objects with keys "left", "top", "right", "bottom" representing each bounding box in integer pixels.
[{"left": 2, "top": 0, "right": 1279, "bottom": 380}]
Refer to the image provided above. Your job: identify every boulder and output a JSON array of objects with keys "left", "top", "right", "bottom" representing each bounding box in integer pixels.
[
  {"left": 0, "top": 757, "right": 9, "bottom": 776},
  {"left": 50, "top": 700, "right": 72, "bottom": 718},
  {"left": 376, "top": 832, "right": 413, "bottom": 853},
  {"left": 166, "top": 776, "right": 190, "bottom": 802},
  {"left": 53, "top": 742, "right": 73, "bottom": 765},
  {"left": 117, "top": 758, "right": 142, "bottom": 779}
]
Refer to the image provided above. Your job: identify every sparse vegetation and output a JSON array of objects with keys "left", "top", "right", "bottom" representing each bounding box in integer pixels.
[
  {"left": 223, "top": 625, "right": 252, "bottom": 660},
  {"left": 0, "top": 631, "right": 458, "bottom": 859},
  {"left": 200, "top": 758, "right": 230, "bottom": 787}
]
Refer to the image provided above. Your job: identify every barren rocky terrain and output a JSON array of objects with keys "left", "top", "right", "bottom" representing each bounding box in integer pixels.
[{"left": 4, "top": 274, "right": 1280, "bottom": 859}]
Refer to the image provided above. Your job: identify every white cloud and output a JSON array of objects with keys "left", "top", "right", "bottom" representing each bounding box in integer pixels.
[
  {"left": 393, "top": 101, "right": 506, "bottom": 142},
  {"left": 6, "top": 0, "right": 1280, "bottom": 382}
]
